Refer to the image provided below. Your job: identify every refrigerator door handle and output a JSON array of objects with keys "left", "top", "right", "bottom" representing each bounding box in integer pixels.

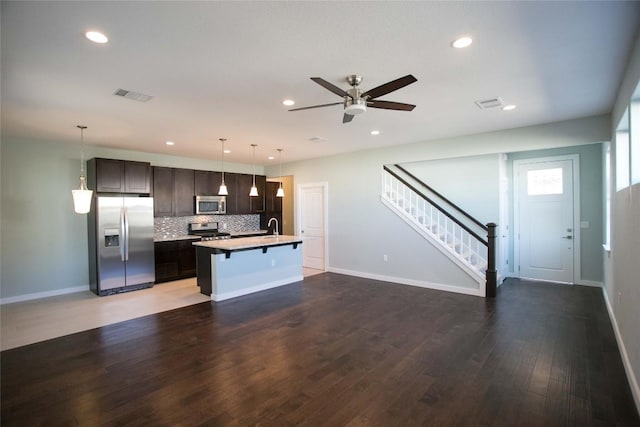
[
  {"left": 120, "top": 207, "right": 126, "bottom": 261},
  {"left": 123, "top": 207, "right": 130, "bottom": 261}
]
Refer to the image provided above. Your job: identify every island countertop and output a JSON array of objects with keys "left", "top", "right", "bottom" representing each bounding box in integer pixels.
[{"left": 193, "top": 235, "right": 302, "bottom": 251}]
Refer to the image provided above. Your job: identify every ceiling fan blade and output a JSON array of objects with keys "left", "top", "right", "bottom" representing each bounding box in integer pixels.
[
  {"left": 361, "top": 74, "right": 417, "bottom": 100},
  {"left": 342, "top": 113, "right": 354, "bottom": 123},
  {"left": 311, "top": 77, "right": 350, "bottom": 98},
  {"left": 289, "top": 102, "right": 343, "bottom": 112},
  {"left": 367, "top": 100, "right": 416, "bottom": 111}
]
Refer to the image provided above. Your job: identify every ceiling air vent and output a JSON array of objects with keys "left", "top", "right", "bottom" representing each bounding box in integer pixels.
[
  {"left": 113, "top": 88, "right": 153, "bottom": 102},
  {"left": 308, "top": 136, "right": 327, "bottom": 143},
  {"left": 474, "top": 97, "right": 504, "bottom": 110}
]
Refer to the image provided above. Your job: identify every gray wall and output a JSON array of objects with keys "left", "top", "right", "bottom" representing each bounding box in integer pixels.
[
  {"left": 401, "top": 154, "right": 502, "bottom": 225},
  {"left": 608, "top": 32, "right": 640, "bottom": 408},
  {"left": 507, "top": 143, "right": 604, "bottom": 282},
  {"left": 0, "top": 136, "right": 262, "bottom": 300},
  {"left": 265, "top": 114, "right": 610, "bottom": 292}
]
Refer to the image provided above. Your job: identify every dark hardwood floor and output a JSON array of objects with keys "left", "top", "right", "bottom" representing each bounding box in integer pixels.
[{"left": 1, "top": 274, "right": 638, "bottom": 426}]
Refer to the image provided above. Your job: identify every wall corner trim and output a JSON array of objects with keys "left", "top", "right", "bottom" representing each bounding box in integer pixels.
[{"left": 602, "top": 287, "right": 640, "bottom": 416}]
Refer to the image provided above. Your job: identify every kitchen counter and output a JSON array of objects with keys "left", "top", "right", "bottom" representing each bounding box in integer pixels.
[
  {"left": 193, "top": 235, "right": 302, "bottom": 253},
  {"left": 229, "top": 230, "right": 269, "bottom": 238},
  {"left": 154, "top": 235, "right": 200, "bottom": 242},
  {"left": 154, "top": 230, "right": 268, "bottom": 242},
  {"left": 194, "top": 235, "right": 303, "bottom": 301}
]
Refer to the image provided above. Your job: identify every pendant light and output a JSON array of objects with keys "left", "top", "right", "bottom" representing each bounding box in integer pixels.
[
  {"left": 218, "top": 138, "right": 228, "bottom": 196},
  {"left": 71, "top": 125, "right": 93, "bottom": 214},
  {"left": 249, "top": 144, "right": 259, "bottom": 197},
  {"left": 276, "top": 148, "right": 285, "bottom": 198}
]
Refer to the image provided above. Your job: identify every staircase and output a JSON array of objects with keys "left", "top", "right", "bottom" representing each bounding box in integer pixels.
[{"left": 381, "top": 164, "right": 497, "bottom": 297}]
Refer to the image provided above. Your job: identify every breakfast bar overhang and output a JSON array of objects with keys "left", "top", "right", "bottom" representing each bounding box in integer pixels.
[{"left": 193, "top": 235, "right": 303, "bottom": 301}]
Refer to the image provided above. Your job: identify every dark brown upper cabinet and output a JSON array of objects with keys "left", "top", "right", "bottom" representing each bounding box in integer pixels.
[
  {"left": 194, "top": 170, "right": 223, "bottom": 196},
  {"left": 152, "top": 167, "right": 174, "bottom": 217},
  {"left": 174, "top": 168, "right": 195, "bottom": 216},
  {"left": 88, "top": 158, "right": 151, "bottom": 194},
  {"left": 152, "top": 167, "right": 194, "bottom": 217},
  {"left": 251, "top": 175, "right": 266, "bottom": 214},
  {"left": 234, "top": 173, "right": 254, "bottom": 214},
  {"left": 265, "top": 181, "right": 283, "bottom": 214}
]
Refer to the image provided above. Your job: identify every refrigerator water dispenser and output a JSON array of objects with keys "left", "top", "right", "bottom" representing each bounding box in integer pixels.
[{"left": 104, "top": 228, "right": 120, "bottom": 247}]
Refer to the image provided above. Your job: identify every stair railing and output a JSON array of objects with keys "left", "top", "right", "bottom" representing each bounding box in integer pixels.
[{"left": 382, "top": 165, "right": 497, "bottom": 297}]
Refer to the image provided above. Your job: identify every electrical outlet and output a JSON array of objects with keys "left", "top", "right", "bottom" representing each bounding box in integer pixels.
[
  {"left": 222, "top": 223, "right": 227, "bottom": 229},
  {"left": 271, "top": 259, "right": 276, "bottom": 267},
  {"left": 383, "top": 254, "right": 388, "bottom": 262},
  {"left": 618, "top": 291, "right": 622, "bottom": 304}
]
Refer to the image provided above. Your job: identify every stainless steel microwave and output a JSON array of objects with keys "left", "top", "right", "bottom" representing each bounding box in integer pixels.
[{"left": 195, "top": 195, "right": 226, "bottom": 215}]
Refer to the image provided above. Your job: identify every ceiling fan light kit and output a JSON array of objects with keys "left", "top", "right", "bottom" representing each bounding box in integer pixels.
[
  {"left": 289, "top": 74, "right": 417, "bottom": 123},
  {"left": 344, "top": 98, "right": 367, "bottom": 116}
]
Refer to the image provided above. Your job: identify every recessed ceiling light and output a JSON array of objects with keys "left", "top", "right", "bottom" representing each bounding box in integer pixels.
[
  {"left": 451, "top": 36, "right": 472, "bottom": 49},
  {"left": 224, "top": 149, "right": 231, "bottom": 154},
  {"left": 165, "top": 141, "right": 175, "bottom": 146},
  {"left": 85, "top": 31, "right": 109, "bottom": 44},
  {"left": 282, "top": 99, "right": 295, "bottom": 106},
  {"left": 268, "top": 156, "right": 275, "bottom": 160},
  {"left": 502, "top": 104, "right": 517, "bottom": 111},
  {"left": 370, "top": 130, "right": 380, "bottom": 136}
]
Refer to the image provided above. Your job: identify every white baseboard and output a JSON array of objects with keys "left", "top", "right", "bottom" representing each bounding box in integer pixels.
[
  {"left": 577, "top": 279, "right": 603, "bottom": 287},
  {"left": 0, "top": 285, "right": 90, "bottom": 305},
  {"left": 327, "top": 267, "right": 485, "bottom": 297},
  {"left": 602, "top": 288, "right": 640, "bottom": 414},
  {"left": 212, "top": 275, "right": 303, "bottom": 302}
]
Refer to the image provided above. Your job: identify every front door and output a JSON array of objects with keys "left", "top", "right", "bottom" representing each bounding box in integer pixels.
[
  {"left": 514, "top": 156, "right": 577, "bottom": 283},
  {"left": 298, "top": 183, "right": 327, "bottom": 270}
]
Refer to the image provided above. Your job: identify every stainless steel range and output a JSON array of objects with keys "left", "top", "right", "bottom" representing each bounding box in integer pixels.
[{"left": 188, "top": 222, "right": 231, "bottom": 241}]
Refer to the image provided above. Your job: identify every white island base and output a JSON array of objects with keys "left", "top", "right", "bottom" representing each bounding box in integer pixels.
[{"left": 194, "top": 236, "right": 303, "bottom": 301}]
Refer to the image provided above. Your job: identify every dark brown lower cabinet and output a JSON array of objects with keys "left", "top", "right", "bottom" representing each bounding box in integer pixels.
[{"left": 154, "top": 239, "right": 199, "bottom": 283}]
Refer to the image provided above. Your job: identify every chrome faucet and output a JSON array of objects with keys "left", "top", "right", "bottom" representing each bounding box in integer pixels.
[{"left": 267, "top": 217, "right": 279, "bottom": 236}]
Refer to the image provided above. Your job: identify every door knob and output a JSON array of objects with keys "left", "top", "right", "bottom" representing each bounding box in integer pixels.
[{"left": 562, "top": 235, "right": 572, "bottom": 240}]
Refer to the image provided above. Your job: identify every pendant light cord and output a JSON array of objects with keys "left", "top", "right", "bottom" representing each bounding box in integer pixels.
[
  {"left": 278, "top": 149, "right": 283, "bottom": 188},
  {"left": 77, "top": 125, "right": 87, "bottom": 178},
  {"left": 251, "top": 144, "right": 257, "bottom": 186},
  {"left": 220, "top": 138, "right": 226, "bottom": 184}
]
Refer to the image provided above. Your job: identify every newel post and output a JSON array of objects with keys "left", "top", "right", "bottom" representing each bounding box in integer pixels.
[{"left": 486, "top": 223, "right": 497, "bottom": 298}]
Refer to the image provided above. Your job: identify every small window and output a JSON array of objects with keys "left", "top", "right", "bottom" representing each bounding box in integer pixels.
[
  {"left": 604, "top": 142, "right": 611, "bottom": 249},
  {"left": 527, "top": 168, "right": 563, "bottom": 195},
  {"left": 631, "top": 100, "right": 640, "bottom": 185},
  {"left": 616, "top": 108, "right": 630, "bottom": 191}
]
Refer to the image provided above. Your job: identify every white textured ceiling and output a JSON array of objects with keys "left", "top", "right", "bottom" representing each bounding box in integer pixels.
[{"left": 1, "top": 1, "right": 639, "bottom": 165}]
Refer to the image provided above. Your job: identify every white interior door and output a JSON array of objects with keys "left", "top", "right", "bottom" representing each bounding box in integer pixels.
[
  {"left": 298, "top": 183, "right": 327, "bottom": 270},
  {"left": 514, "top": 157, "right": 577, "bottom": 283}
]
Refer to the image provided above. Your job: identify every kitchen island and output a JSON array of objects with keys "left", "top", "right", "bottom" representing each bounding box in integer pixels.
[{"left": 193, "top": 235, "right": 303, "bottom": 301}]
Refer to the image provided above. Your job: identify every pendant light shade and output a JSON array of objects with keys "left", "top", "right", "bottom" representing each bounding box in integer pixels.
[
  {"left": 249, "top": 144, "right": 259, "bottom": 197},
  {"left": 72, "top": 125, "right": 93, "bottom": 214},
  {"left": 276, "top": 148, "right": 285, "bottom": 198},
  {"left": 218, "top": 138, "right": 228, "bottom": 196}
]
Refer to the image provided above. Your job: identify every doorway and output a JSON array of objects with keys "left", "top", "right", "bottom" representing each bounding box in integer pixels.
[
  {"left": 297, "top": 182, "right": 328, "bottom": 271},
  {"left": 513, "top": 155, "right": 580, "bottom": 283}
]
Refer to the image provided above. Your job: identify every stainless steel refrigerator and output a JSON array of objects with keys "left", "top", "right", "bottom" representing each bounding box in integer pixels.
[{"left": 88, "top": 196, "right": 155, "bottom": 295}]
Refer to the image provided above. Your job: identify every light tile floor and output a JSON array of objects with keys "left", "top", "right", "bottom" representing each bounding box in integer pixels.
[{"left": 0, "top": 268, "right": 324, "bottom": 351}]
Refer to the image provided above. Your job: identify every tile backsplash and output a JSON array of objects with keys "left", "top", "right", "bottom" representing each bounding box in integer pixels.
[{"left": 154, "top": 215, "right": 260, "bottom": 239}]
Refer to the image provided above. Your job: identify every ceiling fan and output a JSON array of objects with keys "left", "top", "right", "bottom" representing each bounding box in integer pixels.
[{"left": 289, "top": 74, "right": 417, "bottom": 123}]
